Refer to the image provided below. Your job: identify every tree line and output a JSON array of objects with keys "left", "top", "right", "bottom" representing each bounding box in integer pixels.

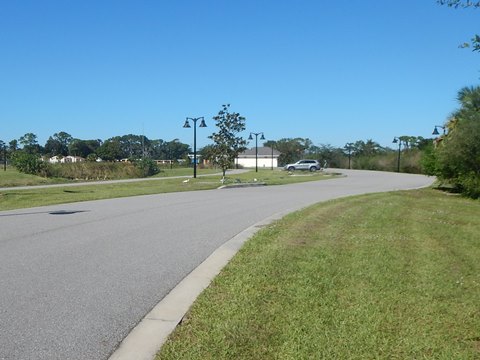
[
  {"left": 247, "top": 136, "right": 430, "bottom": 172},
  {"left": 1, "top": 132, "right": 191, "bottom": 162},
  {"left": 0, "top": 99, "right": 454, "bottom": 184},
  {"left": 0, "top": 104, "right": 249, "bottom": 178},
  {"left": 1, "top": 128, "right": 432, "bottom": 175}
]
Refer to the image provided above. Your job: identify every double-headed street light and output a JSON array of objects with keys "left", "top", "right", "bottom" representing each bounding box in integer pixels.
[
  {"left": 248, "top": 132, "right": 265, "bottom": 172},
  {"left": 392, "top": 137, "right": 404, "bottom": 173},
  {"left": 183, "top": 117, "right": 207, "bottom": 178}
]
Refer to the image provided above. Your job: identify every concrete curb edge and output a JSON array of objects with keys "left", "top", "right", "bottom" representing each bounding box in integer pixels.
[{"left": 108, "top": 212, "right": 286, "bottom": 360}]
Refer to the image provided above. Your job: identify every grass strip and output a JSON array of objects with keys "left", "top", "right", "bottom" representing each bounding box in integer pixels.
[
  {"left": 158, "top": 189, "right": 480, "bottom": 359},
  {"left": 0, "top": 169, "right": 336, "bottom": 211},
  {"left": 0, "top": 177, "right": 219, "bottom": 210}
]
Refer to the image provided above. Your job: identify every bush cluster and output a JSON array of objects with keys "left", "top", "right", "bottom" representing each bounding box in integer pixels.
[
  {"left": 11, "top": 153, "right": 160, "bottom": 180},
  {"left": 424, "top": 85, "right": 480, "bottom": 199},
  {"left": 11, "top": 152, "right": 49, "bottom": 176},
  {"left": 351, "top": 150, "right": 424, "bottom": 174}
]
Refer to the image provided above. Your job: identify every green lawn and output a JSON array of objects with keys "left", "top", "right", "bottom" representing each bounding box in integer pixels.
[
  {"left": 0, "top": 169, "right": 337, "bottom": 211},
  {"left": 158, "top": 189, "right": 480, "bottom": 359},
  {"left": 152, "top": 167, "right": 221, "bottom": 177}
]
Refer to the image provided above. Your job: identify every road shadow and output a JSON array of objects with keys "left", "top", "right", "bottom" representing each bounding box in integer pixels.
[{"left": 0, "top": 210, "right": 90, "bottom": 217}]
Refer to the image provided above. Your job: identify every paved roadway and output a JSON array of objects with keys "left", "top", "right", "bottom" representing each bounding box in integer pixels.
[{"left": 0, "top": 170, "right": 434, "bottom": 360}]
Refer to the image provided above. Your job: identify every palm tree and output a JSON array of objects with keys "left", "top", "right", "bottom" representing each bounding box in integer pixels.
[
  {"left": 442, "top": 86, "right": 480, "bottom": 136},
  {"left": 457, "top": 86, "right": 480, "bottom": 113}
]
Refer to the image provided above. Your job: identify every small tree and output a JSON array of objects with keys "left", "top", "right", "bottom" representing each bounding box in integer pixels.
[
  {"left": 96, "top": 138, "right": 123, "bottom": 161},
  {"left": 134, "top": 158, "right": 160, "bottom": 177},
  {"left": 9, "top": 139, "right": 18, "bottom": 152},
  {"left": 208, "top": 104, "right": 247, "bottom": 178},
  {"left": 11, "top": 151, "right": 48, "bottom": 176},
  {"left": 274, "top": 138, "right": 309, "bottom": 165},
  {"left": 19, "top": 133, "right": 42, "bottom": 154}
]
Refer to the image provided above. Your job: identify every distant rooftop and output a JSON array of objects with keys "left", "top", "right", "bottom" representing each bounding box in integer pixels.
[{"left": 239, "top": 146, "right": 281, "bottom": 157}]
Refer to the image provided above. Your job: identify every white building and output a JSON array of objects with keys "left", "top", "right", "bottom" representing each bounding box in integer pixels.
[
  {"left": 49, "top": 155, "right": 85, "bottom": 164},
  {"left": 235, "top": 147, "right": 281, "bottom": 169}
]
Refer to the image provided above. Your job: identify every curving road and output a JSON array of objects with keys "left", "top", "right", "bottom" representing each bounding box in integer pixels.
[{"left": 0, "top": 169, "right": 434, "bottom": 360}]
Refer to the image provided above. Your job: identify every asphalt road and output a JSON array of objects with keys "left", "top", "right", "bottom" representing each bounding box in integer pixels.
[{"left": 0, "top": 170, "right": 434, "bottom": 360}]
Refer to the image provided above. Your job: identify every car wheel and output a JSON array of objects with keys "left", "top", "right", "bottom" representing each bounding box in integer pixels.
[
  {"left": 288, "top": 166, "right": 295, "bottom": 171},
  {"left": 309, "top": 166, "right": 317, "bottom": 172}
]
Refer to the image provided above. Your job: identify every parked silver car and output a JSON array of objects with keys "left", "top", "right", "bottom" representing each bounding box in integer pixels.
[{"left": 284, "top": 159, "right": 321, "bottom": 172}]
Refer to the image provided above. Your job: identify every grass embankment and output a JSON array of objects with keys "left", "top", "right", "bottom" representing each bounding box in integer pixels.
[
  {"left": 0, "top": 169, "right": 336, "bottom": 211},
  {"left": 158, "top": 189, "right": 480, "bottom": 359},
  {"left": 0, "top": 167, "right": 70, "bottom": 187}
]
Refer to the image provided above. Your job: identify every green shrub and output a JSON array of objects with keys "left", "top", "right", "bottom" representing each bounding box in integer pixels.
[
  {"left": 456, "top": 172, "right": 480, "bottom": 199},
  {"left": 46, "top": 162, "right": 148, "bottom": 180},
  {"left": 401, "top": 151, "right": 423, "bottom": 174},
  {"left": 86, "top": 153, "right": 98, "bottom": 162},
  {"left": 434, "top": 118, "right": 480, "bottom": 198},
  {"left": 353, "top": 151, "right": 424, "bottom": 174},
  {"left": 134, "top": 158, "right": 160, "bottom": 177},
  {"left": 11, "top": 151, "right": 49, "bottom": 176},
  {"left": 420, "top": 143, "right": 437, "bottom": 176}
]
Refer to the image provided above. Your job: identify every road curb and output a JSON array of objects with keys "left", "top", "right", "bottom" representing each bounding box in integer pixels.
[
  {"left": 218, "top": 182, "right": 266, "bottom": 189},
  {"left": 108, "top": 212, "right": 286, "bottom": 360}
]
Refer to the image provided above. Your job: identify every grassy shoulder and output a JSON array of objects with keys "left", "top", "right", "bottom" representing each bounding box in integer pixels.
[
  {"left": 0, "top": 169, "right": 336, "bottom": 211},
  {"left": 158, "top": 189, "right": 480, "bottom": 359},
  {"left": 0, "top": 167, "right": 71, "bottom": 187}
]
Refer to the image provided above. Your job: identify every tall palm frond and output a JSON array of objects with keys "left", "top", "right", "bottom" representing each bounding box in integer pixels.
[{"left": 457, "top": 86, "right": 480, "bottom": 112}]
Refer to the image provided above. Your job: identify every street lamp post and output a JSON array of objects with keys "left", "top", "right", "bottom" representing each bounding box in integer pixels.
[
  {"left": 183, "top": 117, "right": 207, "bottom": 178},
  {"left": 271, "top": 144, "right": 274, "bottom": 171},
  {"left": 248, "top": 132, "right": 265, "bottom": 172},
  {"left": 392, "top": 137, "right": 404, "bottom": 173},
  {"left": 345, "top": 143, "right": 354, "bottom": 169},
  {"left": 432, "top": 125, "right": 446, "bottom": 136},
  {"left": 0, "top": 141, "right": 6, "bottom": 171}
]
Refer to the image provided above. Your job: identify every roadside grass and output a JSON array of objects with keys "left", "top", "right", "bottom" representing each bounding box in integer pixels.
[
  {"left": 226, "top": 169, "right": 341, "bottom": 185},
  {"left": 0, "top": 166, "right": 69, "bottom": 187},
  {"left": 0, "top": 169, "right": 335, "bottom": 211},
  {"left": 158, "top": 189, "right": 480, "bottom": 359},
  {"left": 153, "top": 167, "right": 220, "bottom": 177},
  {"left": 0, "top": 177, "right": 220, "bottom": 211},
  {"left": 220, "top": 168, "right": 338, "bottom": 186}
]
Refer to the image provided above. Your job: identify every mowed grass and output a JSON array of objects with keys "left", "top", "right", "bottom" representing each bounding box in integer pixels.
[
  {"left": 153, "top": 167, "right": 220, "bottom": 177},
  {"left": 0, "top": 177, "right": 219, "bottom": 210},
  {"left": 158, "top": 189, "right": 480, "bottom": 359},
  {"left": 0, "top": 169, "right": 336, "bottom": 211}
]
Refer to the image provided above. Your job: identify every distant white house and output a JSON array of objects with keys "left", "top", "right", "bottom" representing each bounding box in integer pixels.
[
  {"left": 236, "top": 147, "right": 281, "bottom": 169},
  {"left": 48, "top": 156, "right": 62, "bottom": 164},
  {"left": 64, "top": 155, "right": 85, "bottom": 163},
  {"left": 49, "top": 155, "right": 85, "bottom": 164}
]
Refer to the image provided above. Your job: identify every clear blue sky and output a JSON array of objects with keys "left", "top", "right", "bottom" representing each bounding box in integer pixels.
[{"left": 1, "top": 0, "right": 478, "bottom": 150}]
